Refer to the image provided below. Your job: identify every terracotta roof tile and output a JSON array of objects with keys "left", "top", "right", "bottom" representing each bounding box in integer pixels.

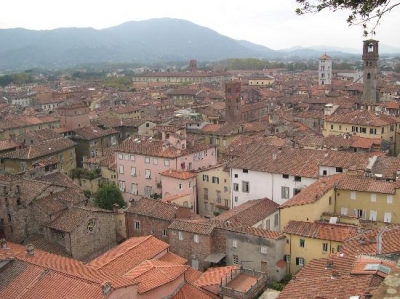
[
  {"left": 194, "top": 265, "right": 240, "bottom": 287},
  {"left": 169, "top": 219, "right": 215, "bottom": 235},
  {"left": 325, "top": 109, "right": 398, "bottom": 126},
  {"left": 283, "top": 221, "right": 358, "bottom": 242},
  {"left": 171, "top": 283, "right": 217, "bottom": 299},
  {"left": 126, "top": 197, "right": 183, "bottom": 221},
  {"left": 161, "top": 169, "right": 197, "bottom": 180},
  {"left": 73, "top": 125, "right": 118, "bottom": 140}
]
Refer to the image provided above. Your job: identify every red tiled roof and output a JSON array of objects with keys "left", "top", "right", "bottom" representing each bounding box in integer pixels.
[
  {"left": 169, "top": 219, "right": 215, "bottom": 235},
  {"left": 325, "top": 109, "right": 398, "bottom": 126},
  {"left": 87, "top": 236, "right": 169, "bottom": 276},
  {"left": 194, "top": 265, "right": 240, "bottom": 287},
  {"left": 283, "top": 221, "right": 358, "bottom": 242},
  {"left": 161, "top": 169, "right": 197, "bottom": 180}
]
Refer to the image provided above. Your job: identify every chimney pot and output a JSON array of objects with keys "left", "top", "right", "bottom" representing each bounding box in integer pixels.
[{"left": 26, "top": 243, "right": 35, "bottom": 256}]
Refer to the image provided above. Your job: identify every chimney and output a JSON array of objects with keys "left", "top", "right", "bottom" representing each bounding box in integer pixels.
[
  {"left": 364, "top": 291, "right": 372, "bottom": 299},
  {"left": 101, "top": 282, "right": 112, "bottom": 295},
  {"left": 26, "top": 243, "right": 35, "bottom": 256},
  {"left": 325, "top": 260, "right": 333, "bottom": 269},
  {"left": 331, "top": 270, "right": 339, "bottom": 279},
  {"left": 0, "top": 238, "right": 8, "bottom": 249}
]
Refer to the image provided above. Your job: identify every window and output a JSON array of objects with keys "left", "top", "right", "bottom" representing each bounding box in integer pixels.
[
  {"left": 130, "top": 155, "right": 135, "bottom": 161},
  {"left": 337, "top": 245, "right": 342, "bottom": 252},
  {"left": 131, "top": 167, "right": 136, "bottom": 176},
  {"left": 282, "top": 174, "right": 289, "bottom": 179},
  {"left": 188, "top": 162, "right": 192, "bottom": 170},
  {"left": 370, "top": 210, "right": 377, "bottom": 221},
  {"left": 194, "top": 234, "right": 199, "bottom": 243},
  {"left": 131, "top": 183, "right": 138, "bottom": 195},
  {"left": 204, "top": 188, "right": 208, "bottom": 200},
  {"left": 350, "top": 191, "right": 356, "bottom": 200},
  {"left": 340, "top": 207, "right": 348, "bottom": 215},
  {"left": 153, "top": 158, "right": 158, "bottom": 165},
  {"left": 384, "top": 212, "right": 392, "bottom": 223},
  {"left": 354, "top": 209, "right": 366, "bottom": 219},
  {"left": 370, "top": 128, "right": 376, "bottom": 134},
  {"left": 178, "top": 231, "right": 183, "bottom": 240},
  {"left": 284, "top": 254, "right": 290, "bottom": 263},
  {"left": 145, "top": 169, "right": 151, "bottom": 179},
  {"left": 144, "top": 157, "right": 150, "bottom": 164},
  {"left": 233, "top": 183, "right": 239, "bottom": 191},
  {"left": 294, "top": 176, "right": 301, "bottom": 182},
  {"left": 119, "top": 181, "right": 126, "bottom": 192},
  {"left": 144, "top": 186, "right": 152, "bottom": 198},
  {"left": 329, "top": 196, "right": 332, "bottom": 205},
  {"left": 322, "top": 243, "right": 328, "bottom": 252},
  {"left": 233, "top": 255, "right": 239, "bottom": 265},
  {"left": 189, "top": 180, "right": 192, "bottom": 188},
  {"left": 216, "top": 190, "right": 221, "bottom": 203},
  {"left": 300, "top": 239, "right": 305, "bottom": 248},
  {"left": 260, "top": 246, "right": 268, "bottom": 254},
  {"left": 234, "top": 174, "right": 238, "bottom": 178},
  {"left": 124, "top": 154, "right": 129, "bottom": 160},
  {"left": 118, "top": 153, "right": 123, "bottom": 160},
  {"left": 225, "top": 199, "right": 229, "bottom": 207},
  {"left": 330, "top": 124, "right": 333, "bottom": 130},
  {"left": 212, "top": 176, "right": 219, "bottom": 184},
  {"left": 234, "top": 196, "right": 238, "bottom": 203},
  {"left": 163, "top": 229, "right": 168, "bottom": 237},
  {"left": 370, "top": 193, "right": 376, "bottom": 202},
  {"left": 215, "top": 138, "right": 220, "bottom": 145},
  {"left": 134, "top": 221, "right": 140, "bottom": 230},
  {"left": 360, "top": 127, "right": 366, "bottom": 133},
  {"left": 336, "top": 167, "right": 343, "bottom": 173},
  {"left": 296, "top": 257, "right": 305, "bottom": 266},
  {"left": 243, "top": 169, "right": 248, "bottom": 173},
  {"left": 164, "top": 159, "right": 170, "bottom": 166},
  {"left": 178, "top": 183, "right": 183, "bottom": 190},
  {"left": 232, "top": 239, "right": 237, "bottom": 248},
  {"left": 242, "top": 181, "right": 249, "bottom": 193},
  {"left": 224, "top": 186, "right": 228, "bottom": 192},
  {"left": 118, "top": 165, "right": 124, "bottom": 174},
  {"left": 203, "top": 175, "right": 209, "bottom": 182},
  {"left": 387, "top": 195, "right": 393, "bottom": 204},
  {"left": 351, "top": 126, "right": 359, "bottom": 132},
  {"left": 281, "top": 187, "right": 290, "bottom": 199},
  {"left": 274, "top": 214, "right": 279, "bottom": 227},
  {"left": 322, "top": 170, "right": 327, "bottom": 176}
]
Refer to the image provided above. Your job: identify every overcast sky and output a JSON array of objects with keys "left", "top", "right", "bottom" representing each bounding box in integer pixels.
[{"left": 2, "top": 0, "right": 400, "bottom": 50}]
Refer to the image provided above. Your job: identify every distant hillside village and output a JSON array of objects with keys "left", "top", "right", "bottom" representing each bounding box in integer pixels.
[{"left": 2, "top": 40, "right": 400, "bottom": 298}]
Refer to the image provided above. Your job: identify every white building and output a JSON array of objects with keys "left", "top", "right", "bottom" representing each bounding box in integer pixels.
[{"left": 318, "top": 54, "right": 332, "bottom": 85}]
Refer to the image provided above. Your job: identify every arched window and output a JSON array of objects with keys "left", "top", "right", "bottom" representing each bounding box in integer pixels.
[{"left": 368, "top": 43, "right": 374, "bottom": 53}]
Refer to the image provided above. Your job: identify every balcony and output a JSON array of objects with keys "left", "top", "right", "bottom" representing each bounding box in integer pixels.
[{"left": 220, "top": 267, "right": 268, "bottom": 299}]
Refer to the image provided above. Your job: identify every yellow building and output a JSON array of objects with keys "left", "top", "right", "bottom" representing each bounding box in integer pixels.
[
  {"left": 323, "top": 109, "right": 399, "bottom": 154},
  {"left": 248, "top": 77, "right": 275, "bottom": 87},
  {"left": 0, "top": 116, "right": 60, "bottom": 141},
  {"left": 279, "top": 174, "right": 343, "bottom": 230},
  {"left": 335, "top": 173, "right": 400, "bottom": 225},
  {"left": 282, "top": 220, "right": 358, "bottom": 274},
  {"left": 0, "top": 137, "right": 77, "bottom": 175},
  {"left": 197, "top": 164, "right": 231, "bottom": 217}
]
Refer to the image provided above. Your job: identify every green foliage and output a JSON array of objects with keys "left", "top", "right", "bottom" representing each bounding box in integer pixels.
[
  {"left": 71, "top": 168, "right": 101, "bottom": 180},
  {"left": 83, "top": 190, "right": 92, "bottom": 199},
  {"left": 295, "top": 0, "right": 400, "bottom": 36},
  {"left": 270, "top": 273, "right": 292, "bottom": 291},
  {"left": 94, "top": 183, "right": 126, "bottom": 210},
  {"left": 218, "top": 58, "right": 285, "bottom": 70},
  {"left": 104, "top": 77, "right": 132, "bottom": 90},
  {"left": 0, "top": 72, "right": 34, "bottom": 87}
]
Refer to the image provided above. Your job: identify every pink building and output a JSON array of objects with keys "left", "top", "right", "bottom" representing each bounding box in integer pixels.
[
  {"left": 160, "top": 169, "right": 197, "bottom": 212},
  {"left": 115, "top": 128, "right": 216, "bottom": 202}
]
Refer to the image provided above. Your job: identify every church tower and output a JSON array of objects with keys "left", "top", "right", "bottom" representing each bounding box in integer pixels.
[
  {"left": 318, "top": 53, "right": 332, "bottom": 85},
  {"left": 225, "top": 81, "right": 241, "bottom": 123},
  {"left": 361, "top": 39, "right": 379, "bottom": 103}
]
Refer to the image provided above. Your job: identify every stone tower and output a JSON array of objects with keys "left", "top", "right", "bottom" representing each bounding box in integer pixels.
[
  {"left": 190, "top": 59, "right": 197, "bottom": 72},
  {"left": 318, "top": 53, "right": 332, "bottom": 85},
  {"left": 361, "top": 39, "right": 379, "bottom": 103},
  {"left": 225, "top": 81, "right": 241, "bottom": 123}
]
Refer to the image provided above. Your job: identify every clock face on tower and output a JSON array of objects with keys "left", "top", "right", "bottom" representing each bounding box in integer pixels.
[{"left": 87, "top": 219, "right": 96, "bottom": 233}]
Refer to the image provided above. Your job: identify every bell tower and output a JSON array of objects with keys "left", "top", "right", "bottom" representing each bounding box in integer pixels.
[
  {"left": 225, "top": 81, "right": 241, "bottom": 123},
  {"left": 361, "top": 39, "right": 379, "bottom": 103}
]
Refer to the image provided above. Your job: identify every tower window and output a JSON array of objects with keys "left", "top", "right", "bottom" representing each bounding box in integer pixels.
[{"left": 367, "top": 73, "right": 371, "bottom": 79}]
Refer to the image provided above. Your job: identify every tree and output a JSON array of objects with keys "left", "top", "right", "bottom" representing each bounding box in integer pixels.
[
  {"left": 295, "top": 0, "right": 400, "bottom": 36},
  {"left": 94, "top": 183, "right": 126, "bottom": 211}
]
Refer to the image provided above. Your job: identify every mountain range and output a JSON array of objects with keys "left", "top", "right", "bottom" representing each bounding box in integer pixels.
[{"left": 0, "top": 18, "right": 399, "bottom": 71}]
